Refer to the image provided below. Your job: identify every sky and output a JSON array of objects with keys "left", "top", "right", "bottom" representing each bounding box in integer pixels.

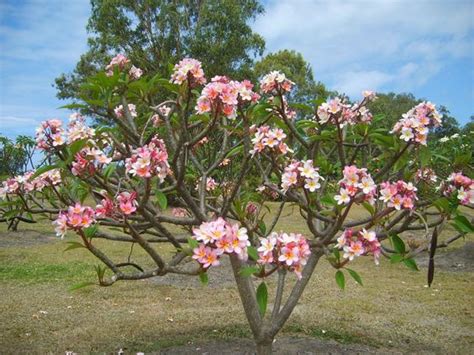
[{"left": 1, "top": 0, "right": 473, "bottom": 141}]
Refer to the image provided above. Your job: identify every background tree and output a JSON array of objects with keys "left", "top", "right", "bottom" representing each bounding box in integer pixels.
[
  {"left": 55, "top": 0, "right": 265, "bottom": 101},
  {"left": 461, "top": 115, "right": 474, "bottom": 135},
  {"left": 367, "top": 92, "right": 420, "bottom": 129},
  {"left": 431, "top": 105, "right": 460, "bottom": 139},
  {"left": 0, "top": 135, "right": 36, "bottom": 177},
  {"left": 254, "top": 50, "right": 329, "bottom": 103}
]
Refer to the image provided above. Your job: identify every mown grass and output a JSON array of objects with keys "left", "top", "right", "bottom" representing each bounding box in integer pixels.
[{"left": 0, "top": 204, "right": 473, "bottom": 353}]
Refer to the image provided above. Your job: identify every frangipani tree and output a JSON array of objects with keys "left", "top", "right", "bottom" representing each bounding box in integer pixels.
[{"left": 1, "top": 55, "right": 473, "bottom": 354}]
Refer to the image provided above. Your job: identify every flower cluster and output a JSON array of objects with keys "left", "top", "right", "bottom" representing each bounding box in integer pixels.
[
  {"left": 105, "top": 54, "right": 143, "bottom": 79},
  {"left": 334, "top": 166, "right": 376, "bottom": 205},
  {"left": 192, "top": 218, "right": 250, "bottom": 268},
  {"left": 67, "top": 113, "right": 95, "bottom": 143},
  {"left": 30, "top": 169, "right": 62, "bottom": 191},
  {"left": 53, "top": 203, "right": 96, "bottom": 238},
  {"left": 36, "top": 115, "right": 102, "bottom": 151},
  {"left": 128, "top": 65, "right": 143, "bottom": 80},
  {"left": 362, "top": 90, "right": 377, "bottom": 100},
  {"left": 336, "top": 228, "right": 381, "bottom": 264},
  {"left": 71, "top": 147, "right": 112, "bottom": 177},
  {"left": 267, "top": 95, "right": 297, "bottom": 120},
  {"left": 195, "top": 177, "right": 218, "bottom": 192},
  {"left": 442, "top": 172, "right": 474, "bottom": 206},
  {"left": 196, "top": 76, "right": 259, "bottom": 119},
  {"left": 415, "top": 168, "right": 438, "bottom": 184},
  {"left": 0, "top": 169, "right": 62, "bottom": 198},
  {"left": 151, "top": 105, "right": 172, "bottom": 127},
  {"left": 316, "top": 94, "right": 374, "bottom": 126},
  {"left": 170, "top": 58, "right": 206, "bottom": 86},
  {"left": 257, "top": 232, "right": 311, "bottom": 279},
  {"left": 35, "top": 119, "right": 66, "bottom": 150},
  {"left": 125, "top": 136, "right": 170, "bottom": 182},
  {"left": 391, "top": 102, "right": 442, "bottom": 145},
  {"left": 250, "top": 125, "right": 292, "bottom": 156},
  {"left": 105, "top": 54, "right": 130, "bottom": 73},
  {"left": 114, "top": 104, "right": 137, "bottom": 119},
  {"left": 171, "top": 208, "right": 188, "bottom": 218},
  {"left": 117, "top": 192, "right": 138, "bottom": 215},
  {"left": 379, "top": 180, "right": 418, "bottom": 210},
  {"left": 281, "top": 160, "right": 324, "bottom": 193},
  {"left": 256, "top": 185, "right": 279, "bottom": 200},
  {"left": 95, "top": 191, "right": 138, "bottom": 217},
  {"left": 260, "top": 71, "right": 294, "bottom": 95}
]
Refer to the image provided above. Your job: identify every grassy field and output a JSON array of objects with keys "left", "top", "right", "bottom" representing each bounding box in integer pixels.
[{"left": 0, "top": 204, "right": 473, "bottom": 353}]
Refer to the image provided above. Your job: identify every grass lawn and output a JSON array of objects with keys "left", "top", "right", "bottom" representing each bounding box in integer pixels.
[{"left": 0, "top": 204, "right": 473, "bottom": 353}]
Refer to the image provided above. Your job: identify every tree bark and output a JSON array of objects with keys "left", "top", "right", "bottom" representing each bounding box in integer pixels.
[
  {"left": 256, "top": 337, "right": 273, "bottom": 355},
  {"left": 229, "top": 255, "right": 262, "bottom": 339}
]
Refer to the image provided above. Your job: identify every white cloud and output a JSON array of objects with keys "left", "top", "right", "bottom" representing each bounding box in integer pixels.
[
  {"left": 0, "top": 116, "right": 40, "bottom": 128},
  {"left": 256, "top": 0, "right": 474, "bottom": 97},
  {"left": 0, "top": 0, "right": 90, "bottom": 64},
  {"left": 0, "top": 0, "right": 90, "bottom": 138},
  {"left": 333, "top": 70, "right": 393, "bottom": 97}
]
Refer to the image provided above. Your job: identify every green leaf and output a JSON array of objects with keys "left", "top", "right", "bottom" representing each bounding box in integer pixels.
[
  {"left": 335, "top": 270, "right": 345, "bottom": 290},
  {"left": 372, "top": 114, "right": 385, "bottom": 123},
  {"left": 290, "top": 103, "right": 313, "bottom": 113},
  {"left": 3, "top": 209, "right": 20, "bottom": 220},
  {"left": 247, "top": 246, "right": 258, "bottom": 261},
  {"left": 199, "top": 272, "right": 209, "bottom": 286},
  {"left": 155, "top": 190, "right": 168, "bottom": 210},
  {"left": 320, "top": 195, "right": 336, "bottom": 206},
  {"left": 361, "top": 202, "right": 375, "bottom": 216},
  {"left": 103, "top": 163, "right": 116, "bottom": 181},
  {"left": 256, "top": 282, "right": 268, "bottom": 317},
  {"left": 94, "top": 265, "right": 106, "bottom": 281},
  {"left": 295, "top": 119, "right": 318, "bottom": 129},
  {"left": 390, "top": 254, "right": 404, "bottom": 263},
  {"left": 453, "top": 152, "right": 472, "bottom": 168},
  {"left": 69, "top": 281, "right": 96, "bottom": 291},
  {"left": 239, "top": 266, "right": 260, "bottom": 277},
  {"left": 156, "top": 78, "right": 180, "bottom": 93},
  {"left": 432, "top": 153, "right": 451, "bottom": 163},
  {"left": 418, "top": 145, "right": 431, "bottom": 166},
  {"left": 71, "top": 180, "right": 89, "bottom": 203},
  {"left": 346, "top": 268, "right": 363, "bottom": 286},
  {"left": 391, "top": 234, "right": 406, "bottom": 254},
  {"left": 257, "top": 220, "right": 266, "bottom": 235},
  {"left": 433, "top": 197, "right": 451, "bottom": 214},
  {"left": 451, "top": 215, "right": 474, "bottom": 234},
  {"left": 83, "top": 225, "right": 98, "bottom": 239},
  {"left": 226, "top": 145, "right": 244, "bottom": 158},
  {"left": 64, "top": 241, "right": 85, "bottom": 252},
  {"left": 0, "top": 200, "right": 21, "bottom": 208},
  {"left": 68, "top": 139, "right": 88, "bottom": 159},
  {"left": 370, "top": 132, "right": 394, "bottom": 147},
  {"left": 58, "top": 103, "right": 88, "bottom": 110},
  {"left": 403, "top": 258, "right": 419, "bottom": 271},
  {"left": 187, "top": 237, "right": 199, "bottom": 249}
]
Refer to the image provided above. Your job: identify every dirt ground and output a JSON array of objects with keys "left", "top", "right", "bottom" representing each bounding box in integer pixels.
[
  {"left": 416, "top": 241, "right": 474, "bottom": 272},
  {"left": 0, "top": 228, "right": 57, "bottom": 248},
  {"left": 157, "top": 337, "right": 395, "bottom": 354}
]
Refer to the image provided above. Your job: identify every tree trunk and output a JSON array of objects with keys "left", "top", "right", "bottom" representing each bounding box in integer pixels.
[{"left": 256, "top": 337, "right": 273, "bottom": 355}]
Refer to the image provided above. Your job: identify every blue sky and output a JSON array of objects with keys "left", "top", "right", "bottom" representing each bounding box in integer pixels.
[{"left": 1, "top": 0, "right": 473, "bottom": 141}]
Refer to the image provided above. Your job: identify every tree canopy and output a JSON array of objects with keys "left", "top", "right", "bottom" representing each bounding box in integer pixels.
[
  {"left": 55, "top": 0, "right": 265, "bottom": 101},
  {"left": 0, "top": 135, "right": 36, "bottom": 177}
]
